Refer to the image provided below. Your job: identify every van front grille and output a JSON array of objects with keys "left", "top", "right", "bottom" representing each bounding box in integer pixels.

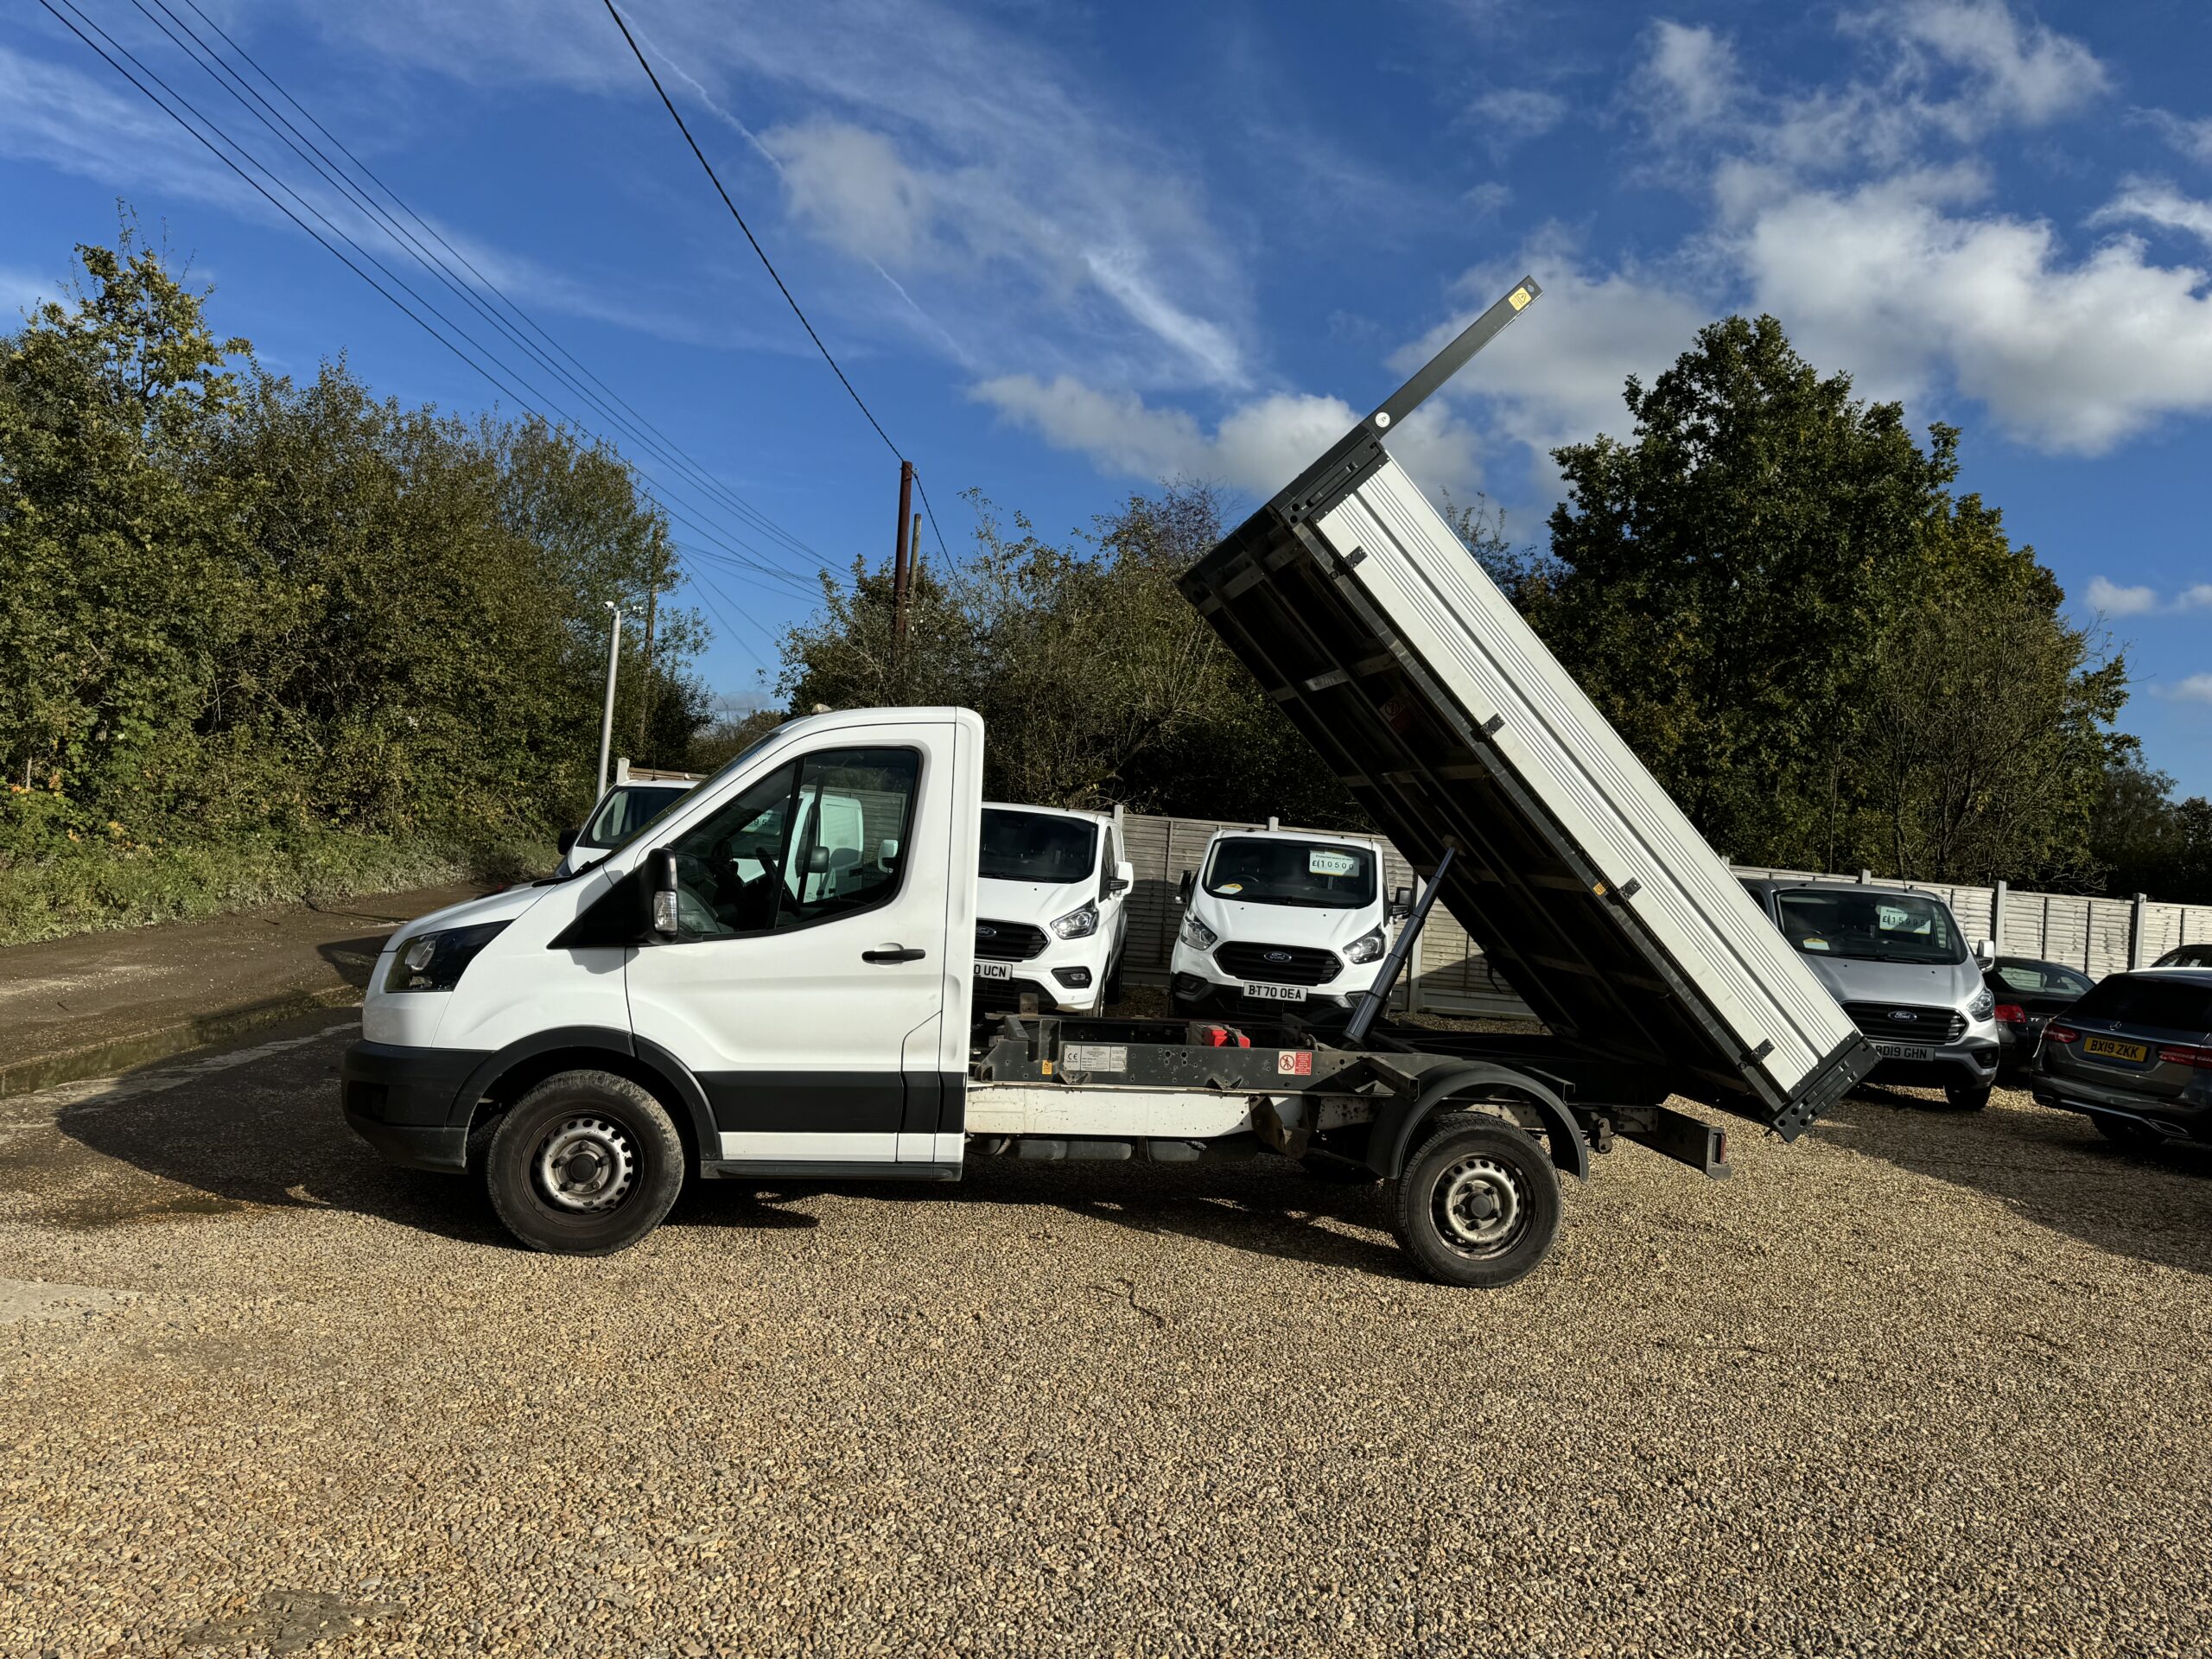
[
  {"left": 976, "top": 920, "right": 1048, "bottom": 962},
  {"left": 1215, "top": 942, "right": 1342, "bottom": 986},
  {"left": 1845, "top": 1002, "right": 1967, "bottom": 1043}
]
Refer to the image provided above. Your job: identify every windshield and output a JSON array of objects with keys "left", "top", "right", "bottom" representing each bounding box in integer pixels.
[
  {"left": 979, "top": 809, "right": 1097, "bottom": 884},
  {"left": 1777, "top": 889, "right": 1964, "bottom": 965},
  {"left": 2065, "top": 975, "right": 2212, "bottom": 1033},
  {"left": 1204, "top": 837, "right": 1376, "bottom": 909},
  {"left": 584, "top": 785, "right": 689, "bottom": 848}
]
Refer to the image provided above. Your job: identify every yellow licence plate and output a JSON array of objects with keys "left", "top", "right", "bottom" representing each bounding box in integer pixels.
[{"left": 2083, "top": 1035, "right": 2148, "bottom": 1063}]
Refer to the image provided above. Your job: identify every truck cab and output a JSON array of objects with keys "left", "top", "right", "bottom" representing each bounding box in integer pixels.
[
  {"left": 1168, "top": 827, "right": 1402, "bottom": 1023},
  {"left": 972, "top": 803, "right": 1132, "bottom": 1014}
]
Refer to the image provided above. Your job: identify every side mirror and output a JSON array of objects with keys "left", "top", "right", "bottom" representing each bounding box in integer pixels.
[
  {"left": 1390, "top": 884, "right": 1414, "bottom": 919},
  {"left": 806, "top": 844, "right": 832, "bottom": 874},
  {"left": 556, "top": 827, "right": 580, "bottom": 855},
  {"left": 1110, "top": 860, "right": 1134, "bottom": 895},
  {"left": 1974, "top": 938, "right": 1996, "bottom": 967},
  {"left": 650, "top": 849, "right": 680, "bottom": 938},
  {"left": 1177, "top": 870, "right": 1195, "bottom": 905}
]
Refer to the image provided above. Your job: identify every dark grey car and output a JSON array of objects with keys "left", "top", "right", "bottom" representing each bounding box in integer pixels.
[{"left": 2031, "top": 969, "right": 2212, "bottom": 1148}]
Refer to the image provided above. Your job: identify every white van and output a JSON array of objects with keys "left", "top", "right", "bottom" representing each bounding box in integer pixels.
[
  {"left": 972, "top": 803, "right": 1132, "bottom": 1014},
  {"left": 556, "top": 761, "right": 702, "bottom": 877},
  {"left": 1169, "top": 827, "right": 1403, "bottom": 1022}
]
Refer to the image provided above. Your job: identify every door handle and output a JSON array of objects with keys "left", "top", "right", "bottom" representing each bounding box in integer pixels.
[{"left": 862, "top": 945, "right": 927, "bottom": 963}]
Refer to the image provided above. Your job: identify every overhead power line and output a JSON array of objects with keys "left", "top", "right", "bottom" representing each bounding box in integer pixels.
[
  {"left": 38, "top": 0, "right": 827, "bottom": 623},
  {"left": 600, "top": 0, "right": 954, "bottom": 563}
]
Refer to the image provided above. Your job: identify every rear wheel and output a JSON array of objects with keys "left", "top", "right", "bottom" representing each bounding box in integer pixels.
[
  {"left": 1390, "top": 1114, "right": 1561, "bottom": 1289},
  {"left": 1945, "top": 1082, "right": 1993, "bottom": 1111},
  {"left": 485, "top": 1070, "right": 685, "bottom": 1255}
]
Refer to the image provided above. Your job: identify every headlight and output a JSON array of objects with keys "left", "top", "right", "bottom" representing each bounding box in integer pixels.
[
  {"left": 385, "top": 920, "right": 510, "bottom": 992},
  {"left": 1179, "top": 912, "right": 1217, "bottom": 950},
  {"left": 1344, "top": 925, "right": 1386, "bottom": 964},
  {"left": 1967, "top": 988, "right": 1995, "bottom": 1022},
  {"left": 1050, "top": 899, "right": 1100, "bottom": 940}
]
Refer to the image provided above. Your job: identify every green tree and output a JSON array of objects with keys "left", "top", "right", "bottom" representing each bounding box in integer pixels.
[{"left": 1532, "top": 314, "right": 2123, "bottom": 880}]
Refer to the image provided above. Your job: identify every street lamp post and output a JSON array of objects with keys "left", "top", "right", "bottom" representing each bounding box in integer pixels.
[{"left": 596, "top": 601, "right": 623, "bottom": 798}]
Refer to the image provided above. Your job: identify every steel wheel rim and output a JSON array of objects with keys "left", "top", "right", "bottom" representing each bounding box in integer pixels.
[
  {"left": 1433, "top": 1153, "right": 1526, "bottom": 1256},
  {"left": 534, "top": 1115, "right": 638, "bottom": 1213}
]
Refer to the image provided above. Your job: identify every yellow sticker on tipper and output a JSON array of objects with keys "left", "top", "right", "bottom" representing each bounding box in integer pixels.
[{"left": 1509, "top": 288, "right": 1531, "bottom": 310}]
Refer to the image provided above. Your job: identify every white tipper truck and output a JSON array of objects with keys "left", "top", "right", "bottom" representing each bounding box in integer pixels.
[{"left": 342, "top": 279, "right": 1876, "bottom": 1288}]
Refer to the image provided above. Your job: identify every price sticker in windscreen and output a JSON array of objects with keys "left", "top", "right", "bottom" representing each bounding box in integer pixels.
[{"left": 1308, "top": 849, "right": 1358, "bottom": 878}]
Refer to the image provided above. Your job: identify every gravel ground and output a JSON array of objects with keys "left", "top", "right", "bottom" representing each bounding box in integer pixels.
[{"left": 3, "top": 1014, "right": 2209, "bottom": 1658}]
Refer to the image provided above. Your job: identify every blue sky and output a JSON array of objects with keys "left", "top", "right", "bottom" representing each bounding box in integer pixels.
[{"left": 3, "top": 0, "right": 2209, "bottom": 794}]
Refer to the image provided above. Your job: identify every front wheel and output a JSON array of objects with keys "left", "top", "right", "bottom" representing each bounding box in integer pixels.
[
  {"left": 485, "top": 1070, "right": 686, "bottom": 1255},
  {"left": 1946, "top": 1082, "right": 1993, "bottom": 1111},
  {"left": 1390, "top": 1113, "right": 1561, "bottom": 1289}
]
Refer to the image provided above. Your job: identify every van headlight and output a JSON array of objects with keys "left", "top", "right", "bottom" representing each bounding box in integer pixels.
[
  {"left": 1179, "top": 912, "right": 1217, "bottom": 950},
  {"left": 1344, "top": 925, "right": 1386, "bottom": 965},
  {"left": 385, "top": 920, "right": 510, "bottom": 992},
  {"left": 1967, "top": 988, "right": 1995, "bottom": 1022},
  {"left": 1050, "top": 900, "right": 1099, "bottom": 940}
]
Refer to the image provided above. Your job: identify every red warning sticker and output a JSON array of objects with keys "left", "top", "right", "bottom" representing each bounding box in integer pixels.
[{"left": 1276, "top": 1050, "right": 1313, "bottom": 1077}]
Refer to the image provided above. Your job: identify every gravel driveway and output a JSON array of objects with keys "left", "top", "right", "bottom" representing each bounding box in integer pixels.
[{"left": 3, "top": 1013, "right": 2208, "bottom": 1656}]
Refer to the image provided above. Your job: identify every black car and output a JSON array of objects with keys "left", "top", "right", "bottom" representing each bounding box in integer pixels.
[
  {"left": 1984, "top": 957, "right": 2095, "bottom": 1076},
  {"left": 2031, "top": 969, "right": 2212, "bottom": 1148},
  {"left": 2152, "top": 942, "right": 2212, "bottom": 969}
]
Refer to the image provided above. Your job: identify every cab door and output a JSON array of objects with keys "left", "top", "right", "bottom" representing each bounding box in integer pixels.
[{"left": 624, "top": 718, "right": 959, "bottom": 1166}]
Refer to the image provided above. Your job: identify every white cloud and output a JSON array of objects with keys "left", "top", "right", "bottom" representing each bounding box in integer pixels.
[
  {"left": 1, "top": 264, "right": 58, "bottom": 320},
  {"left": 1643, "top": 22, "right": 1740, "bottom": 130},
  {"left": 969, "top": 376, "right": 1478, "bottom": 502},
  {"left": 2094, "top": 179, "right": 2212, "bottom": 251},
  {"left": 2181, "top": 584, "right": 2212, "bottom": 609},
  {"left": 2087, "top": 576, "right": 2161, "bottom": 617},
  {"left": 1389, "top": 245, "right": 1711, "bottom": 499},
  {"left": 1882, "top": 0, "right": 2109, "bottom": 127},
  {"left": 2164, "top": 674, "right": 2212, "bottom": 704},
  {"left": 2148, "top": 111, "right": 2212, "bottom": 166},
  {"left": 759, "top": 118, "right": 935, "bottom": 268},
  {"left": 1469, "top": 87, "right": 1568, "bottom": 146},
  {"left": 308, "top": 0, "right": 1255, "bottom": 392},
  {"left": 1732, "top": 175, "right": 2212, "bottom": 453}
]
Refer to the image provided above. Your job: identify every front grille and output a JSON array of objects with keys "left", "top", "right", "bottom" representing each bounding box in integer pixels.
[
  {"left": 1215, "top": 941, "right": 1341, "bottom": 986},
  {"left": 1845, "top": 1002, "right": 1967, "bottom": 1043},
  {"left": 975, "top": 919, "right": 1048, "bottom": 962}
]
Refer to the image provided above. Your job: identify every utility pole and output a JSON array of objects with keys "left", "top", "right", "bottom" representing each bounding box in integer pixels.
[
  {"left": 596, "top": 601, "right": 623, "bottom": 799},
  {"left": 635, "top": 560, "right": 661, "bottom": 761},
  {"left": 891, "top": 459, "right": 914, "bottom": 658}
]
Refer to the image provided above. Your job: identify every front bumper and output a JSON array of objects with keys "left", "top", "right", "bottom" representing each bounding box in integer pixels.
[
  {"left": 1865, "top": 1039, "right": 1999, "bottom": 1091},
  {"left": 340, "top": 1040, "right": 488, "bottom": 1173},
  {"left": 1167, "top": 941, "right": 1380, "bottom": 1021}
]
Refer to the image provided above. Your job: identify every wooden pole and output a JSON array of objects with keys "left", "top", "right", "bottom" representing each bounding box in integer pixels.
[{"left": 892, "top": 460, "right": 914, "bottom": 657}]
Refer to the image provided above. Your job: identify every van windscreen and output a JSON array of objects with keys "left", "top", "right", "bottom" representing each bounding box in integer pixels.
[
  {"left": 1205, "top": 839, "right": 1376, "bottom": 909},
  {"left": 1775, "top": 889, "right": 1963, "bottom": 965},
  {"left": 979, "top": 810, "right": 1096, "bottom": 884}
]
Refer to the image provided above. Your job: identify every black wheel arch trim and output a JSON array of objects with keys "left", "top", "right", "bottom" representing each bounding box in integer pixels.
[
  {"left": 1364, "top": 1063, "right": 1589, "bottom": 1182},
  {"left": 449, "top": 1025, "right": 718, "bottom": 1168}
]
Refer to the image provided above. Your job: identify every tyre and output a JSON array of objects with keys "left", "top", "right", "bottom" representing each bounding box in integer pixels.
[
  {"left": 485, "top": 1070, "right": 686, "bottom": 1255},
  {"left": 1390, "top": 1113, "right": 1561, "bottom": 1289},
  {"left": 1945, "top": 1083, "right": 1993, "bottom": 1111},
  {"left": 2094, "top": 1115, "right": 2162, "bottom": 1150}
]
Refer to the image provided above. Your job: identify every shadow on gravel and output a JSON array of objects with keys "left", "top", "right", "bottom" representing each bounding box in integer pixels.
[
  {"left": 51, "top": 1021, "right": 505, "bottom": 1244},
  {"left": 1817, "top": 1089, "right": 2212, "bottom": 1278},
  {"left": 694, "top": 1159, "right": 1414, "bottom": 1281},
  {"left": 312, "top": 936, "right": 394, "bottom": 989}
]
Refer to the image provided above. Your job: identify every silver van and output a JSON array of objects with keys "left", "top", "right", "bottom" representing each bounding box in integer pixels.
[{"left": 1739, "top": 880, "right": 2000, "bottom": 1109}]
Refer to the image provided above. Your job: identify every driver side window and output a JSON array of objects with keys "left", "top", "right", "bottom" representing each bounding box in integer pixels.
[{"left": 665, "top": 747, "right": 919, "bottom": 939}]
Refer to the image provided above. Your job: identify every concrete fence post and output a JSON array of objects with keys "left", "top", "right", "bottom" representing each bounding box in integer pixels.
[
  {"left": 1266, "top": 816, "right": 1280, "bottom": 832},
  {"left": 1991, "top": 880, "right": 2007, "bottom": 953},
  {"left": 2131, "top": 893, "right": 2148, "bottom": 969},
  {"left": 1858, "top": 869, "right": 1872, "bottom": 885}
]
